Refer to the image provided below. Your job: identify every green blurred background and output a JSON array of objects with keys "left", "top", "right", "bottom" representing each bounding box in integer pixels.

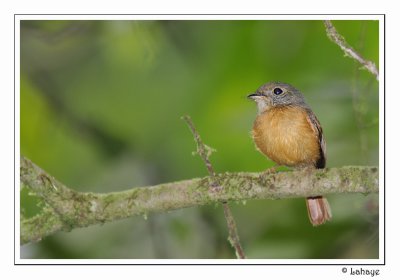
[{"left": 20, "top": 20, "right": 379, "bottom": 259}]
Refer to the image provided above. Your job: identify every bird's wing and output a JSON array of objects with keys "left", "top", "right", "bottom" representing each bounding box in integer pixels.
[{"left": 305, "top": 109, "right": 326, "bottom": 169}]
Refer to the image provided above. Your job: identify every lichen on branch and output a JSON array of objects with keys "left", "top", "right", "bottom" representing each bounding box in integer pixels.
[{"left": 20, "top": 156, "right": 378, "bottom": 245}]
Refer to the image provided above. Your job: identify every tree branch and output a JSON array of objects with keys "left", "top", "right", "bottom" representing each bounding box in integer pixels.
[
  {"left": 20, "top": 155, "right": 378, "bottom": 245},
  {"left": 324, "top": 20, "right": 379, "bottom": 81},
  {"left": 182, "top": 115, "right": 246, "bottom": 259}
]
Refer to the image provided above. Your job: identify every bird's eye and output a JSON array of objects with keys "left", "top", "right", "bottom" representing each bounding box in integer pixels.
[{"left": 273, "top": 88, "right": 283, "bottom": 95}]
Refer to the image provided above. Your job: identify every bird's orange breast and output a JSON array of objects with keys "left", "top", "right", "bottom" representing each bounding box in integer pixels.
[{"left": 252, "top": 106, "right": 320, "bottom": 167}]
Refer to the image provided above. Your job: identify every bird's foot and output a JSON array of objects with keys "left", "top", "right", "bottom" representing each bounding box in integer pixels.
[
  {"left": 261, "top": 166, "right": 278, "bottom": 175},
  {"left": 260, "top": 166, "right": 280, "bottom": 181}
]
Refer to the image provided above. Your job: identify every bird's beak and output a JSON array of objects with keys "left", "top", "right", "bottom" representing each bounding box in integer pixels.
[{"left": 247, "top": 92, "right": 263, "bottom": 99}]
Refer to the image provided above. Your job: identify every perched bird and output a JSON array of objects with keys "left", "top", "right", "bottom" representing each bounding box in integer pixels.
[{"left": 248, "top": 81, "right": 332, "bottom": 226}]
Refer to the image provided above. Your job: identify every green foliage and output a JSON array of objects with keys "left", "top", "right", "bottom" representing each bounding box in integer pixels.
[{"left": 20, "top": 20, "right": 379, "bottom": 259}]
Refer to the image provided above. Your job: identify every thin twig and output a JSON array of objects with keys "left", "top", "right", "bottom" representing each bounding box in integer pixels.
[
  {"left": 182, "top": 115, "right": 216, "bottom": 177},
  {"left": 324, "top": 20, "right": 379, "bottom": 81},
  {"left": 222, "top": 203, "right": 245, "bottom": 259},
  {"left": 182, "top": 115, "right": 246, "bottom": 259}
]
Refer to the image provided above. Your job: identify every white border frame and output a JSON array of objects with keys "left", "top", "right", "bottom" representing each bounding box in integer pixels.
[{"left": 15, "top": 14, "right": 384, "bottom": 265}]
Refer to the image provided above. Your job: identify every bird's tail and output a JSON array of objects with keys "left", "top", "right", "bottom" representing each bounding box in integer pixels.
[{"left": 306, "top": 196, "right": 332, "bottom": 226}]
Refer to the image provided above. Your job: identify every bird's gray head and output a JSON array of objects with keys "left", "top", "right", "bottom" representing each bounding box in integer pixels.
[{"left": 247, "top": 82, "right": 307, "bottom": 114}]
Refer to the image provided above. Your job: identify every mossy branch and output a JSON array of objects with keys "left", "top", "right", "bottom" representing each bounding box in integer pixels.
[{"left": 20, "top": 155, "right": 378, "bottom": 245}]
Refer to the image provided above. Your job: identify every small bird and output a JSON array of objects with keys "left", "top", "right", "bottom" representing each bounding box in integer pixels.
[{"left": 248, "top": 81, "right": 332, "bottom": 226}]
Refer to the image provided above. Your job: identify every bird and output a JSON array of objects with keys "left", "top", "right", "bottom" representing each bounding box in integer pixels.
[{"left": 247, "top": 81, "right": 332, "bottom": 226}]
